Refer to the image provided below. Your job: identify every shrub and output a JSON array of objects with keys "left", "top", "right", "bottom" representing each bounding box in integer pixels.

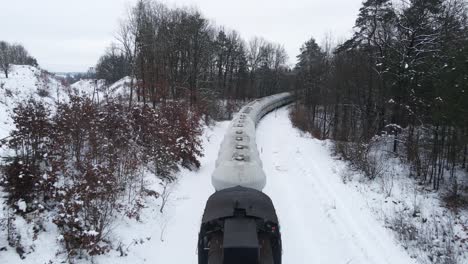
[
  {"left": 3, "top": 95, "right": 205, "bottom": 260},
  {"left": 2, "top": 100, "right": 52, "bottom": 213},
  {"left": 53, "top": 164, "right": 117, "bottom": 257}
]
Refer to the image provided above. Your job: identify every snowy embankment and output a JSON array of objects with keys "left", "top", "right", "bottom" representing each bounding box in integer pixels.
[
  {"left": 70, "top": 77, "right": 132, "bottom": 101},
  {"left": 0, "top": 65, "right": 68, "bottom": 262},
  {"left": 0, "top": 65, "right": 131, "bottom": 143},
  {"left": 1, "top": 118, "right": 226, "bottom": 263},
  {"left": 91, "top": 121, "right": 229, "bottom": 264},
  {"left": 0, "top": 66, "right": 136, "bottom": 263},
  {"left": 0, "top": 65, "right": 68, "bottom": 140},
  {"left": 257, "top": 107, "right": 416, "bottom": 264}
]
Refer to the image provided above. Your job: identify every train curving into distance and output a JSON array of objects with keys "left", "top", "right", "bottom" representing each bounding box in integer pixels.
[{"left": 198, "top": 92, "right": 294, "bottom": 264}]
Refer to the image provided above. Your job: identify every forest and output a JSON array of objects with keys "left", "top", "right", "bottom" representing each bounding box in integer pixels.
[
  {"left": 0, "top": 0, "right": 467, "bottom": 262},
  {"left": 94, "top": 0, "right": 294, "bottom": 119},
  {"left": 291, "top": 0, "right": 468, "bottom": 197},
  {"left": 1, "top": 0, "right": 295, "bottom": 259}
]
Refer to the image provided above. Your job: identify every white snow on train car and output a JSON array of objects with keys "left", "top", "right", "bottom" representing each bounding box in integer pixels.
[{"left": 212, "top": 92, "right": 294, "bottom": 191}]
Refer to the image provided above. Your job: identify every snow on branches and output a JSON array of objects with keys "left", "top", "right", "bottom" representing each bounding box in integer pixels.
[{"left": 1, "top": 96, "right": 204, "bottom": 259}]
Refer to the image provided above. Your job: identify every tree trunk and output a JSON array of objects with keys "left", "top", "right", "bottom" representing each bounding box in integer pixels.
[
  {"left": 322, "top": 105, "right": 327, "bottom": 140},
  {"left": 462, "top": 144, "right": 467, "bottom": 169},
  {"left": 129, "top": 76, "right": 134, "bottom": 108}
]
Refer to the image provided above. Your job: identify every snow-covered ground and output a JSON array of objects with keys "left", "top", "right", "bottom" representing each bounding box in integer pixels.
[
  {"left": 1, "top": 115, "right": 228, "bottom": 264},
  {"left": 0, "top": 65, "right": 69, "bottom": 263},
  {"left": 258, "top": 107, "right": 416, "bottom": 264},
  {"left": 70, "top": 77, "right": 132, "bottom": 101},
  {"left": 0, "top": 65, "right": 68, "bottom": 140},
  {"left": 94, "top": 106, "right": 421, "bottom": 264},
  {"left": 0, "top": 65, "right": 131, "bottom": 142},
  {"left": 91, "top": 121, "right": 229, "bottom": 264},
  {"left": 0, "top": 66, "right": 134, "bottom": 263},
  {"left": 2, "top": 70, "right": 465, "bottom": 263}
]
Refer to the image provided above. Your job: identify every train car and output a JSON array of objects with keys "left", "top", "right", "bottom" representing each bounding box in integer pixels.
[
  {"left": 198, "top": 92, "right": 293, "bottom": 264},
  {"left": 212, "top": 92, "right": 294, "bottom": 191},
  {"left": 197, "top": 186, "right": 282, "bottom": 264}
]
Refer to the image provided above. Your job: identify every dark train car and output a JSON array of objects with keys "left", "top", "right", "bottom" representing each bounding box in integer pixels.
[{"left": 198, "top": 186, "right": 282, "bottom": 264}]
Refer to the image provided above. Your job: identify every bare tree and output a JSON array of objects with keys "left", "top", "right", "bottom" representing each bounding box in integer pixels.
[{"left": 0, "top": 41, "right": 11, "bottom": 78}]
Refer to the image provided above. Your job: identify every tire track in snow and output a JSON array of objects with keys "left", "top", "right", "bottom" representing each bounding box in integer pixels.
[{"left": 257, "top": 107, "right": 415, "bottom": 264}]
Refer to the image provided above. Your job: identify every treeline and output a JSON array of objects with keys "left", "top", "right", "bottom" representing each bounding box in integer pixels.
[
  {"left": 1, "top": 0, "right": 294, "bottom": 260},
  {"left": 95, "top": 0, "right": 293, "bottom": 111},
  {"left": 0, "top": 41, "right": 38, "bottom": 78},
  {"left": 2, "top": 97, "right": 202, "bottom": 257},
  {"left": 292, "top": 0, "right": 468, "bottom": 192}
]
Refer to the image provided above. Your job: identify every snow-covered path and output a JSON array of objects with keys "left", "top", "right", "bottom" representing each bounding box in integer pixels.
[{"left": 257, "top": 107, "right": 415, "bottom": 264}]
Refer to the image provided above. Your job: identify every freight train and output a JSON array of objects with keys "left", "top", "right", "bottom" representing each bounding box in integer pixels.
[{"left": 198, "top": 93, "right": 293, "bottom": 264}]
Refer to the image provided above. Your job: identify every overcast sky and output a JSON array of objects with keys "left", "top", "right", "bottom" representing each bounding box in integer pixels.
[{"left": 0, "top": 0, "right": 364, "bottom": 72}]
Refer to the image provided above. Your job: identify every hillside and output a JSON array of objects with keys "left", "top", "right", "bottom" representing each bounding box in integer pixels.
[
  {"left": 0, "top": 65, "right": 205, "bottom": 263},
  {"left": 0, "top": 65, "right": 69, "bottom": 140},
  {"left": 69, "top": 77, "right": 133, "bottom": 102},
  {"left": 0, "top": 65, "right": 135, "bottom": 262}
]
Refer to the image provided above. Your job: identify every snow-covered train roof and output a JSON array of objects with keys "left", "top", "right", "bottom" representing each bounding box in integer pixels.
[
  {"left": 201, "top": 186, "right": 279, "bottom": 224},
  {"left": 211, "top": 92, "right": 294, "bottom": 191}
]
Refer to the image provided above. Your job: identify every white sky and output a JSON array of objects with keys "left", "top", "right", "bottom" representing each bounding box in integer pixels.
[{"left": 0, "top": 0, "right": 363, "bottom": 72}]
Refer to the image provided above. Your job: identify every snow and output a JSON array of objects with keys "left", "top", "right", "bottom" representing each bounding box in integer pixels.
[
  {"left": 0, "top": 117, "right": 228, "bottom": 263},
  {"left": 0, "top": 209, "right": 61, "bottom": 263},
  {"left": 17, "top": 199, "right": 27, "bottom": 212},
  {"left": 212, "top": 92, "right": 292, "bottom": 191},
  {"left": 257, "top": 107, "right": 416, "bottom": 264},
  {"left": 93, "top": 106, "right": 417, "bottom": 264},
  {"left": 70, "top": 76, "right": 133, "bottom": 101},
  {"left": 0, "top": 64, "right": 68, "bottom": 140},
  {"left": 84, "top": 230, "right": 100, "bottom": 237},
  {"left": 345, "top": 135, "right": 468, "bottom": 263},
  {"left": 0, "top": 65, "right": 67, "bottom": 263},
  {"left": 91, "top": 121, "right": 229, "bottom": 264},
  {"left": 70, "top": 79, "right": 106, "bottom": 98},
  {"left": 108, "top": 76, "right": 133, "bottom": 98},
  {"left": 1, "top": 70, "right": 463, "bottom": 263}
]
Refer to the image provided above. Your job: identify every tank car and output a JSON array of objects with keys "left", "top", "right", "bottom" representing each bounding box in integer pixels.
[{"left": 198, "top": 92, "right": 293, "bottom": 264}]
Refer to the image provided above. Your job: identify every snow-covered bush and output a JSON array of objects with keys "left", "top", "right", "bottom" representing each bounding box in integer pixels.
[
  {"left": 53, "top": 164, "right": 118, "bottom": 256},
  {"left": 333, "top": 139, "right": 386, "bottom": 180},
  {"left": 386, "top": 207, "right": 460, "bottom": 264},
  {"left": 1, "top": 95, "right": 205, "bottom": 260},
  {"left": 198, "top": 95, "right": 246, "bottom": 123},
  {"left": 160, "top": 102, "right": 203, "bottom": 170},
  {"left": 132, "top": 102, "right": 203, "bottom": 180},
  {"left": 2, "top": 100, "right": 53, "bottom": 213},
  {"left": 289, "top": 104, "right": 322, "bottom": 138}
]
